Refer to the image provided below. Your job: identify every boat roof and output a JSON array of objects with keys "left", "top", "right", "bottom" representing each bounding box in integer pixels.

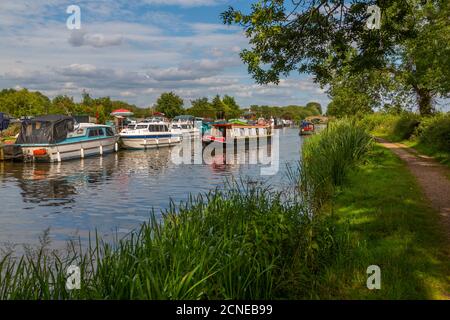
[
  {"left": 212, "top": 123, "right": 270, "bottom": 128},
  {"left": 134, "top": 121, "right": 167, "bottom": 125},
  {"left": 173, "top": 115, "right": 195, "bottom": 121},
  {"left": 77, "top": 123, "right": 112, "bottom": 129},
  {"left": 26, "top": 115, "right": 74, "bottom": 123}
]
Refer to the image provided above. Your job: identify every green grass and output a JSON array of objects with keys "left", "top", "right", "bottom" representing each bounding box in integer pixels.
[
  {"left": 317, "top": 145, "right": 450, "bottom": 299},
  {"left": 1, "top": 122, "right": 448, "bottom": 300},
  {"left": 362, "top": 112, "right": 450, "bottom": 168},
  {"left": 0, "top": 181, "right": 344, "bottom": 300}
]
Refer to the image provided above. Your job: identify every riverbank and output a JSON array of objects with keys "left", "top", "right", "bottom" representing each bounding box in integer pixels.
[
  {"left": 1, "top": 123, "right": 448, "bottom": 299},
  {"left": 361, "top": 113, "right": 450, "bottom": 167},
  {"left": 317, "top": 144, "right": 450, "bottom": 299}
]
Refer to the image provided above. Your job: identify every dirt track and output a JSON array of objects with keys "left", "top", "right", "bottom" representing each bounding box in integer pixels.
[{"left": 376, "top": 138, "right": 450, "bottom": 239}]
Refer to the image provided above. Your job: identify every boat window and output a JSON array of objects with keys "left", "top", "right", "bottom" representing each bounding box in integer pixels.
[
  {"left": 88, "top": 129, "right": 99, "bottom": 137},
  {"left": 106, "top": 127, "right": 115, "bottom": 136},
  {"left": 135, "top": 125, "right": 148, "bottom": 130},
  {"left": 164, "top": 125, "right": 169, "bottom": 132}
]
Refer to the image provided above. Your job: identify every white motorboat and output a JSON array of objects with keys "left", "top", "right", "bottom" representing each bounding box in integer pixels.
[
  {"left": 17, "top": 115, "right": 119, "bottom": 162},
  {"left": 170, "top": 115, "right": 200, "bottom": 139},
  {"left": 119, "top": 120, "right": 182, "bottom": 149}
]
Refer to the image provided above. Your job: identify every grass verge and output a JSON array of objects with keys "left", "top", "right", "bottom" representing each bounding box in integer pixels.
[{"left": 317, "top": 145, "right": 450, "bottom": 299}]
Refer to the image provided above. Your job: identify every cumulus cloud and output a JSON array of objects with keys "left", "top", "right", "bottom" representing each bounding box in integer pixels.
[
  {"left": 68, "top": 30, "right": 123, "bottom": 48},
  {"left": 0, "top": 0, "right": 330, "bottom": 108}
]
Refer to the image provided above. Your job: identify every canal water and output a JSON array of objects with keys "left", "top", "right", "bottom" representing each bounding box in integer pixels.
[{"left": 0, "top": 128, "right": 302, "bottom": 250}]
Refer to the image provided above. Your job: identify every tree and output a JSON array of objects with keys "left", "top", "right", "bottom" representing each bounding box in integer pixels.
[
  {"left": 211, "top": 95, "right": 229, "bottom": 119},
  {"left": 51, "top": 95, "right": 76, "bottom": 115},
  {"left": 0, "top": 88, "right": 51, "bottom": 117},
  {"left": 222, "top": 1, "right": 450, "bottom": 115},
  {"left": 187, "top": 97, "right": 216, "bottom": 118},
  {"left": 306, "top": 102, "right": 322, "bottom": 115},
  {"left": 222, "top": 95, "right": 242, "bottom": 119},
  {"left": 155, "top": 92, "right": 184, "bottom": 119}
]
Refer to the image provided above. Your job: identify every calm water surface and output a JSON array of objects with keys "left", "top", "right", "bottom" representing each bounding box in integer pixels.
[{"left": 0, "top": 128, "right": 302, "bottom": 249}]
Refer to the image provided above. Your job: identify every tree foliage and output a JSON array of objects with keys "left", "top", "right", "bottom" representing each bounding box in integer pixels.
[
  {"left": 154, "top": 92, "right": 184, "bottom": 119},
  {"left": 222, "top": 0, "right": 450, "bottom": 116}
]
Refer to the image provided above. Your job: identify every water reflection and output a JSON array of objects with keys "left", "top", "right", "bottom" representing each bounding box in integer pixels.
[{"left": 0, "top": 128, "right": 301, "bottom": 248}]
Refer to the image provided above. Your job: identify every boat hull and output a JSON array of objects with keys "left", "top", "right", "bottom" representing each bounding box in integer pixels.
[
  {"left": 120, "top": 135, "right": 182, "bottom": 149},
  {"left": 202, "top": 135, "right": 272, "bottom": 145},
  {"left": 21, "top": 136, "right": 119, "bottom": 162}
]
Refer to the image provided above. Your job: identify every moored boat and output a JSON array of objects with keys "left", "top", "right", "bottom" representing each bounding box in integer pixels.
[
  {"left": 202, "top": 122, "right": 272, "bottom": 145},
  {"left": 119, "top": 120, "right": 182, "bottom": 149},
  {"left": 299, "top": 120, "right": 315, "bottom": 135},
  {"left": 16, "top": 115, "right": 119, "bottom": 162},
  {"left": 170, "top": 115, "right": 200, "bottom": 139}
]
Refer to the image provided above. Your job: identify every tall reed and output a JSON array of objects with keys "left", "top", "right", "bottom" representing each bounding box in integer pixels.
[
  {"left": 0, "top": 180, "right": 342, "bottom": 300},
  {"left": 299, "top": 119, "right": 373, "bottom": 211}
]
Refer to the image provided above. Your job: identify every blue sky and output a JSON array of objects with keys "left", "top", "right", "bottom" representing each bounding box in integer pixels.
[{"left": 0, "top": 0, "right": 328, "bottom": 109}]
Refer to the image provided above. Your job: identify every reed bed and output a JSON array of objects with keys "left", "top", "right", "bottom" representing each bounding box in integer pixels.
[
  {"left": 0, "top": 181, "right": 344, "bottom": 299},
  {"left": 299, "top": 120, "right": 373, "bottom": 210}
]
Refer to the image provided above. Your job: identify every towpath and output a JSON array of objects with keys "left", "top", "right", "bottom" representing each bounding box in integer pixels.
[{"left": 376, "top": 138, "right": 450, "bottom": 240}]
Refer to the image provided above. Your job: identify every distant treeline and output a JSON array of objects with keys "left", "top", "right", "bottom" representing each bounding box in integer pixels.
[{"left": 0, "top": 88, "right": 322, "bottom": 122}]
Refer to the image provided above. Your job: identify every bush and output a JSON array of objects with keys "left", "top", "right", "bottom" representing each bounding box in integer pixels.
[
  {"left": 417, "top": 114, "right": 450, "bottom": 152},
  {"left": 392, "top": 114, "right": 421, "bottom": 140},
  {"left": 360, "top": 113, "right": 421, "bottom": 141}
]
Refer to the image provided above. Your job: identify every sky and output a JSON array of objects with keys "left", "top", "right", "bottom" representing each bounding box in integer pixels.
[{"left": 0, "top": 0, "right": 329, "bottom": 109}]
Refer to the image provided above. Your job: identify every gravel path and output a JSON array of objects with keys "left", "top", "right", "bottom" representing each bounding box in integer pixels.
[{"left": 376, "top": 138, "right": 450, "bottom": 239}]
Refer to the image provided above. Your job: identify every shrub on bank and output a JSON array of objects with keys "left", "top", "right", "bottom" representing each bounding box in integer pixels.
[
  {"left": 417, "top": 114, "right": 450, "bottom": 152},
  {"left": 361, "top": 112, "right": 450, "bottom": 155},
  {"left": 360, "top": 113, "right": 420, "bottom": 141}
]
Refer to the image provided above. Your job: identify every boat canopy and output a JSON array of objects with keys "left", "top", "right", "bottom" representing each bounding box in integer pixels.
[
  {"left": 16, "top": 115, "right": 76, "bottom": 144},
  {"left": 0, "top": 112, "right": 10, "bottom": 131}
]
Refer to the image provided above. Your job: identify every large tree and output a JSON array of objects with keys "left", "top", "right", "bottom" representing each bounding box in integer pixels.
[
  {"left": 222, "top": 95, "right": 242, "bottom": 119},
  {"left": 155, "top": 92, "right": 184, "bottom": 119},
  {"left": 187, "top": 97, "right": 216, "bottom": 118},
  {"left": 211, "top": 95, "right": 229, "bottom": 119},
  {"left": 222, "top": 0, "right": 449, "bottom": 115},
  {"left": 0, "top": 88, "right": 51, "bottom": 117}
]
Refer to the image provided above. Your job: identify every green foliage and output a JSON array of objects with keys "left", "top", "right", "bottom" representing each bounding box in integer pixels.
[
  {"left": 154, "top": 92, "right": 184, "bottom": 119},
  {"left": 0, "top": 89, "right": 146, "bottom": 123},
  {"left": 306, "top": 102, "right": 322, "bottom": 115},
  {"left": 211, "top": 95, "right": 228, "bottom": 119},
  {"left": 0, "top": 180, "right": 343, "bottom": 299},
  {"left": 222, "top": 95, "right": 242, "bottom": 119},
  {"left": 321, "top": 146, "right": 450, "bottom": 299},
  {"left": 0, "top": 89, "right": 51, "bottom": 117},
  {"left": 392, "top": 114, "right": 421, "bottom": 140},
  {"left": 187, "top": 97, "right": 215, "bottom": 118},
  {"left": 300, "top": 120, "right": 373, "bottom": 209},
  {"left": 250, "top": 104, "right": 321, "bottom": 122},
  {"left": 361, "top": 112, "right": 450, "bottom": 164},
  {"left": 417, "top": 114, "right": 450, "bottom": 152},
  {"left": 222, "top": 1, "right": 450, "bottom": 115}
]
